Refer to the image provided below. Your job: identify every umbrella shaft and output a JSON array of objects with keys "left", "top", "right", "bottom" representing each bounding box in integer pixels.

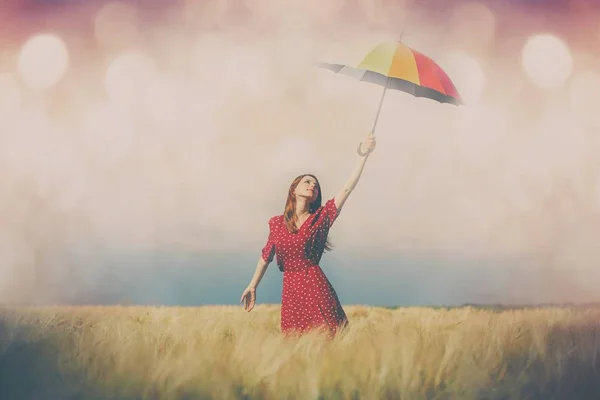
[{"left": 371, "top": 78, "right": 389, "bottom": 135}]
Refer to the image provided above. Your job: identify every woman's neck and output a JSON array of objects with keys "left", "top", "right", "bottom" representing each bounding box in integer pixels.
[{"left": 295, "top": 199, "right": 310, "bottom": 217}]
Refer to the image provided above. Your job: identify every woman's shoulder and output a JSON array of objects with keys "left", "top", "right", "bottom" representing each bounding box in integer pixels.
[
  {"left": 268, "top": 215, "right": 285, "bottom": 225},
  {"left": 316, "top": 198, "right": 336, "bottom": 213}
]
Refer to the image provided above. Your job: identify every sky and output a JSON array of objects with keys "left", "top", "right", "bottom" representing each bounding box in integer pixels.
[{"left": 1, "top": 0, "right": 600, "bottom": 307}]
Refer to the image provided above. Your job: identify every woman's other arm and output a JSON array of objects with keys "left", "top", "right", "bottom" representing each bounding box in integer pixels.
[
  {"left": 241, "top": 216, "right": 277, "bottom": 312},
  {"left": 240, "top": 257, "right": 269, "bottom": 312}
]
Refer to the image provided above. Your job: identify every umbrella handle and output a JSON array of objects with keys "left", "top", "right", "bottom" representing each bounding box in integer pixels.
[
  {"left": 357, "top": 130, "right": 376, "bottom": 156},
  {"left": 357, "top": 142, "right": 371, "bottom": 156}
]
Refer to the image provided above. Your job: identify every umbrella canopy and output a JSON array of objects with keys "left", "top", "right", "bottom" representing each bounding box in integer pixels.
[
  {"left": 318, "top": 40, "right": 464, "bottom": 155},
  {"left": 319, "top": 41, "right": 464, "bottom": 106}
]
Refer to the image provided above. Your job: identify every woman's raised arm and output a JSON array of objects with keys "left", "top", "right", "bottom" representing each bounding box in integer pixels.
[{"left": 334, "top": 132, "right": 377, "bottom": 211}]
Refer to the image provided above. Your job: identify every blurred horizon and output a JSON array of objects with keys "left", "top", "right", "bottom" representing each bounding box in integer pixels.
[{"left": 1, "top": 0, "right": 600, "bottom": 307}]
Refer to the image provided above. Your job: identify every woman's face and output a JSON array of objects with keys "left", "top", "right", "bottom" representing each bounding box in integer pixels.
[{"left": 294, "top": 175, "right": 319, "bottom": 203}]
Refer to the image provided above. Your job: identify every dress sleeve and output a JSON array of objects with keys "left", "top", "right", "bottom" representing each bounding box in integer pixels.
[
  {"left": 261, "top": 216, "right": 278, "bottom": 263},
  {"left": 323, "top": 197, "right": 340, "bottom": 227}
]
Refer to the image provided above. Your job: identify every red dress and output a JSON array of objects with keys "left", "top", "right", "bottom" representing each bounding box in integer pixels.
[{"left": 261, "top": 198, "right": 349, "bottom": 337}]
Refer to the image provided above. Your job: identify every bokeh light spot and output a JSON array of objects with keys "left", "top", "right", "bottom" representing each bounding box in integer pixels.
[
  {"left": 94, "top": 2, "right": 140, "bottom": 49},
  {"left": 568, "top": 71, "right": 600, "bottom": 128},
  {"left": 521, "top": 34, "right": 573, "bottom": 88},
  {"left": 0, "top": 73, "right": 22, "bottom": 118},
  {"left": 449, "top": 1, "right": 496, "bottom": 49},
  {"left": 104, "top": 51, "right": 157, "bottom": 110},
  {"left": 439, "top": 53, "right": 486, "bottom": 104},
  {"left": 17, "top": 34, "right": 69, "bottom": 89}
]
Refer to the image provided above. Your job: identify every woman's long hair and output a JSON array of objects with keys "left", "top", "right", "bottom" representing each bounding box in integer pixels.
[{"left": 284, "top": 174, "right": 333, "bottom": 257}]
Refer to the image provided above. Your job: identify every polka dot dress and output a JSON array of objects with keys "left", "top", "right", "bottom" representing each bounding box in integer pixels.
[{"left": 261, "top": 198, "right": 349, "bottom": 338}]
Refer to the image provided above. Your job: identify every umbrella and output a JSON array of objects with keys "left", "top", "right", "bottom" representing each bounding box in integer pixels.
[{"left": 318, "top": 40, "right": 464, "bottom": 154}]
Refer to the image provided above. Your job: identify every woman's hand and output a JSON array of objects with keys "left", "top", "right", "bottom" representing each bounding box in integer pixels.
[
  {"left": 358, "top": 132, "right": 377, "bottom": 156},
  {"left": 240, "top": 286, "right": 256, "bottom": 312}
]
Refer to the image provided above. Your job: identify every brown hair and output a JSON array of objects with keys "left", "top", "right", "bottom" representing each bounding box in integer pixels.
[{"left": 284, "top": 174, "right": 333, "bottom": 257}]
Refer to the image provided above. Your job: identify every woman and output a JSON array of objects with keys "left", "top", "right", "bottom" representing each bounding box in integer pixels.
[{"left": 240, "top": 132, "right": 377, "bottom": 337}]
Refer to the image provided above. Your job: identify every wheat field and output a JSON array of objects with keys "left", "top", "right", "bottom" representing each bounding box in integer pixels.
[{"left": 1, "top": 304, "right": 599, "bottom": 399}]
